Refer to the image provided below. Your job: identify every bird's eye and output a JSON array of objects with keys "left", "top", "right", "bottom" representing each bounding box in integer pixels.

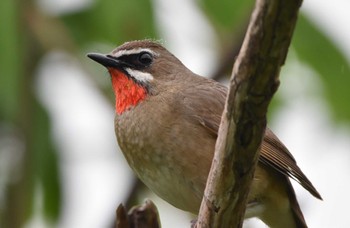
[{"left": 138, "top": 52, "right": 153, "bottom": 66}]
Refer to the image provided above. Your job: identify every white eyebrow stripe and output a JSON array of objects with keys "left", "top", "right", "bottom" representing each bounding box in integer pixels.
[
  {"left": 125, "top": 68, "right": 154, "bottom": 83},
  {"left": 112, "top": 48, "right": 158, "bottom": 58}
]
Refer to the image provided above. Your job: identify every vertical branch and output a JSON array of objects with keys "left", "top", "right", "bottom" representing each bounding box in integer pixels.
[{"left": 197, "top": 0, "right": 302, "bottom": 227}]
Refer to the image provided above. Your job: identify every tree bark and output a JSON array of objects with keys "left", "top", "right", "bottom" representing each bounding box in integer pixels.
[
  {"left": 196, "top": 0, "right": 303, "bottom": 227},
  {"left": 116, "top": 200, "right": 161, "bottom": 228}
]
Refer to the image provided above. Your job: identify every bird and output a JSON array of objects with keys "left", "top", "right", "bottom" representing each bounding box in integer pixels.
[{"left": 87, "top": 40, "right": 322, "bottom": 228}]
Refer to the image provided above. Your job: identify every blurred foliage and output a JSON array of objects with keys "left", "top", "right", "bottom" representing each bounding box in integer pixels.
[
  {"left": 0, "top": 0, "right": 349, "bottom": 227},
  {"left": 200, "top": 0, "right": 254, "bottom": 39},
  {"left": 293, "top": 15, "right": 350, "bottom": 122},
  {"left": 0, "top": 0, "right": 21, "bottom": 122},
  {"left": 30, "top": 100, "right": 61, "bottom": 219},
  {"left": 62, "top": 0, "right": 157, "bottom": 47}
]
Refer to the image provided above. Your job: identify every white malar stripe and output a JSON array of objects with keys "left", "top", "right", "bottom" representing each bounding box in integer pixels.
[
  {"left": 112, "top": 48, "right": 158, "bottom": 58},
  {"left": 125, "top": 68, "right": 154, "bottom": 83}
]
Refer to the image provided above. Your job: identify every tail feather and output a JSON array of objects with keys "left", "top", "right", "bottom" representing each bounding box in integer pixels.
[
  {"left": 286, "top": 179, "right": 307, "bottom": 228},
  {"left": 259, "top": 177, "right": 308, "bottom": 228}
]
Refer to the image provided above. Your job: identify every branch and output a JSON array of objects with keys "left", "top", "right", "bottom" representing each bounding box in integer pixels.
[
  {"left": 116, "top": 200, "right": 161, "bottom": 228},
  {"left": 196, "top": 0, "right": 302, "bottom": 227}
]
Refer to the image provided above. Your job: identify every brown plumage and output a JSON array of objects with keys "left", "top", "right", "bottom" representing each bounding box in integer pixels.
[{"left": 88, "top": 40, "right": 322, "bottom": 228}]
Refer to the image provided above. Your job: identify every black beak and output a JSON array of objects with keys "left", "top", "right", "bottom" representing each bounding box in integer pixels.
[{"left": 87, "top": 53, "right": 123, "bottom": 68}]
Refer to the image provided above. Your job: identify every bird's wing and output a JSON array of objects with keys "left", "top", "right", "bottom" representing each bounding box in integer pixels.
[
  {"left": 181, "top": 80, "right": 227, "bottom": 137},
  {"left": 183, "top": 79, "right": 322, "bottom": 199},
  {"left": 260, "top": 128, "right": 322, "bottom": 199}
]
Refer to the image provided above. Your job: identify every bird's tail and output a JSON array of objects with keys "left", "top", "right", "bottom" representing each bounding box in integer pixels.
[
  {"left": 286, "top": 179, "right": 308, "bottom": 228},
  {"left": 259, "top": 178, "right": 307, "bottom": 228}
]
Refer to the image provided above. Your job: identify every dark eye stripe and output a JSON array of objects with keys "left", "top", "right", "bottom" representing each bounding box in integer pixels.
[{"left": 117, "top": 52, "right": 153, "bottom": 70}]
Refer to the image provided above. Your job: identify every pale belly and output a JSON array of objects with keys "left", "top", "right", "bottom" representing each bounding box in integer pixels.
[
  {"left": 118, "top": 133, "right": 205, "bottom": 213},
  {"left": 114, "top": 105, "right": 270, "bottom": 217}
]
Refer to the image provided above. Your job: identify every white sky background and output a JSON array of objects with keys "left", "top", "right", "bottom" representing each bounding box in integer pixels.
[{"left": 28, "top": 0, "right": 350, "bottom": 227}]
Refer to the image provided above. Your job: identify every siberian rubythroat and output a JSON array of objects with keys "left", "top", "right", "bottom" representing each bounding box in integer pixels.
[{"left": 87, "top": 40, "right": 321, "bottom": 228}]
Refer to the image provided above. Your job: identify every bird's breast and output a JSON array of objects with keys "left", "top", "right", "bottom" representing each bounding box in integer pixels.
[{"left": 114, "top": 98, "right": 213, "bottom": 213}]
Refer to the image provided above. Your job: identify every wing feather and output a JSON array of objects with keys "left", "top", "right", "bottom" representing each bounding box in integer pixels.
[
  {"left": 260, "top": 128, "right": 322, "bottom": 199},
  {"left": 182, "top": 78, "right": 321, "bottom": 199}
]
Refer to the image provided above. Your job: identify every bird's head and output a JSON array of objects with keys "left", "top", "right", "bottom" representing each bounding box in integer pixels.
[{"left": 88, "top": 40, "right": 187, "bottom": 114}]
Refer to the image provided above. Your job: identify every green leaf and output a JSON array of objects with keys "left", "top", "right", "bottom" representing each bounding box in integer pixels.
[
  {"left": 0, "top": 0, "right": 21, "bottom": 122},
  {"left": 199, "top": 0, "right": 254, "bottom": 38},
  {"left": 31, "top": 100, "right": 61, "bottom": 220},
  {"left": 62, "top": 0, "right": 157, "bottom": 47},
  {"left": 293, "top": 14, "right": 350, "bottom": 122}
]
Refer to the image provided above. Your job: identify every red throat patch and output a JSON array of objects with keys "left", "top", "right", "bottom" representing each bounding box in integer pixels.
[{"left": 108, "top": 68, "right": 147, "bottom": 114}]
